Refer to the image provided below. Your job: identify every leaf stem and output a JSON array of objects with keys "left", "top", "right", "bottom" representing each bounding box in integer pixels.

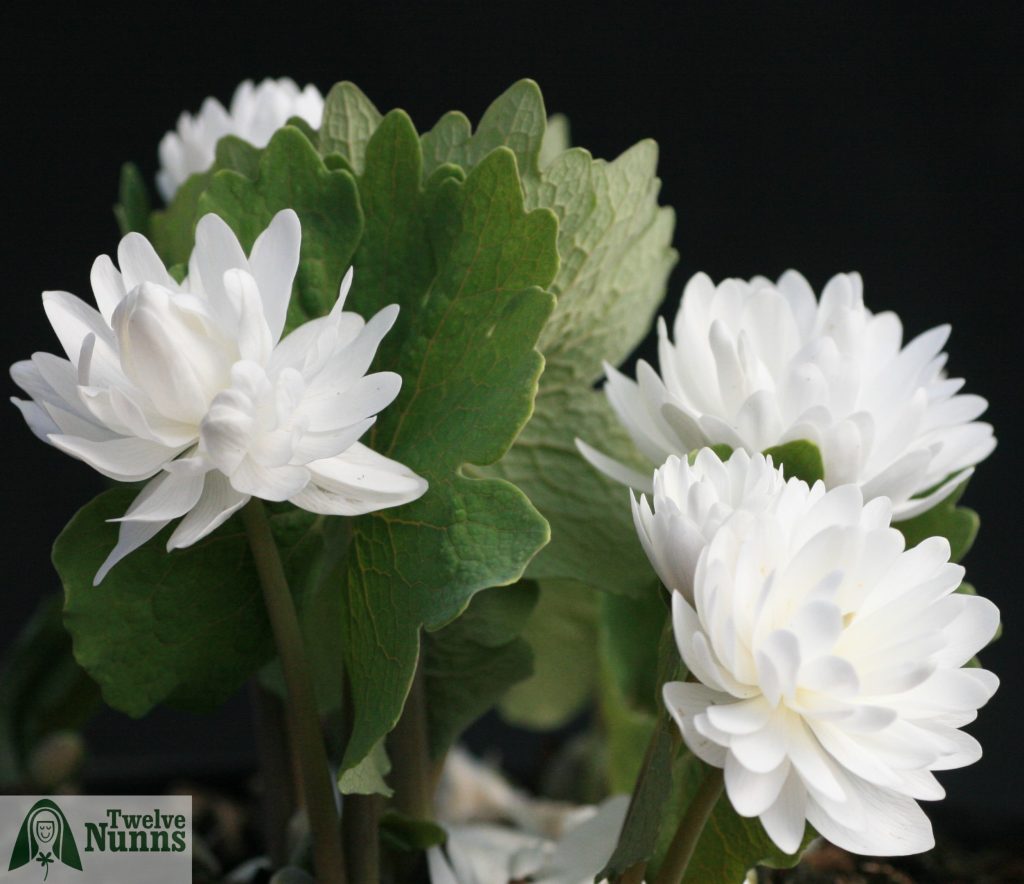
[
  {"left": 343, "top": 793, "right": 381, "bottom": 883},
  {"left": 387, "top": 655, "right": 433, "bottom": 820},
  {"left": 653, "top": 765, "right": 724, "bottom": 884},
  {"left": 242, "top": 499, "right": 347, "bottom": 884},
  {"left": 249, "top": 682, "right": 297, "bottom": 867}
]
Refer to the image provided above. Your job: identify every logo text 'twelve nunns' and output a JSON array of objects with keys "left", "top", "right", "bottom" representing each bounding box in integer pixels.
[{"left": 8, "top": 799, "right": 83, "bottom": 880}]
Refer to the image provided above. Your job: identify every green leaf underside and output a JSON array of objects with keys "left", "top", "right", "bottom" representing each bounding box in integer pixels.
[
  {"left": 200, "top": 127, "right": 363, "bottom": 334},
  {"left": 338, "top": 739, "right": 393, "bottom": 797},
  {"left": 318, "top": 81, "right": 383, "bottom": 175},
  {"left": 54, "top": 489, "right": 320, "bottom": 716},
  {"left": 424, "top": 582, "right": 538, "bottom": 758},
  {"left": 414, "top": 81, "right": 676, "bottom": 731},
  {"left": 334, "top": 111, "right": 556, "bottom": 773},
  {"left": 896, "top": 480, "right": 979, "bottom": 563},
  {"left": 463, "top": 81, "right": 677, "bottom": 604},
  {"left": 499, "top": 578, "right": 598, "bottom": 730}
]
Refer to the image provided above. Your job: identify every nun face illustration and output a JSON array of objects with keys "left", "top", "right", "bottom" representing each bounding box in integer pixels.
[{"left": 33, "top": 811, "right": 58, "bottom": 846}]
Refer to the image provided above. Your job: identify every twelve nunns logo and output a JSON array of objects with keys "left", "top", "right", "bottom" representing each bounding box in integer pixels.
[
  {"left": 8, "top": 800, "right": 82, "bottom": 879},
  {"left": 8, "top": 799, "right": 188, "bottom": 879}
]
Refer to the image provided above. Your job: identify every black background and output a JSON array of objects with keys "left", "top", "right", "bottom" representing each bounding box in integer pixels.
[{"left": 3, "top": 2, "right": 1022, "bottom": 836}]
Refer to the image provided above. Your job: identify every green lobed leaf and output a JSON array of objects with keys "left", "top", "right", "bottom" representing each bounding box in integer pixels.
[
  {"left": 53, "top": 488, "right": 320, "bottom": 716},
  {"left": 423, "top": 582, "right": 538, "bottom": 758},
  {"left": 499, "top": 579, "right": 599, "bottom": 730},
  {"left": 421, "top": 79, "right": 545, "bottom": 180},
  {"left": 896, "top": 480, "right": 979, "bottom": 563},
  {"left": 460, "top": 82, "right": 676, "bottom": 599},
  {"left": 199, "top": 126, "right": 363, "bottom": 334},
  {"left": 334, "top": 111, "right": 556, "bottom": 774},
  {"left": 763, "top": 439, "right": 825, "bottom": 485}
]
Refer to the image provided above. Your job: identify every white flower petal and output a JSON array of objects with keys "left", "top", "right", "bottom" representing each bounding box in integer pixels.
[
  {"left": 11, "top": 397, "right": 60, "bottom": 441},
  {"left": 90, "top": 254, "right": 127, "bottom": 322},
  {"left": 42, "top": 290, "right": 116, "bottom": 366},
  {"left": 295, "top": 443, "right": 427, "bottom": 515},
  {"left": 248, "top": 209, "right": 301, "bottom": 343},
  {"left": 188, "top": 213, "right": 250, "bottom": 321},
  {"left": 49, "top": 434, "right": 184, "bottom": 482},
  {"left": 662, "top": 681, "right": 729, "bottom": 767},
  {"left": 111, "top": 468, "right": 206, "bottom": 522},
  {"left": 758, "top": 771, "right": 808, "bottom": 855},
  {"left": 117, "top": 232, "right": 178, "bottom": 293},
  {"left": 725, "top": 754, "right": 791, "bottom": 818},
  {"left": 805, "top": 775, "right": 934, "bottom": 856},
  {"left": 230, "top": 459, "right": 310, "bottom": 501},
  {"left": 94, "top": 511, "right": 169, "bottom": 585},
  {"left": 167, "top": 471, "right": 249, "bottom": 550},
  {"left": 578, "top": 439, "right": 654, "bottom": 493},
  {"left": 301, "top": 371, "right": 402, "bottom": 432}
]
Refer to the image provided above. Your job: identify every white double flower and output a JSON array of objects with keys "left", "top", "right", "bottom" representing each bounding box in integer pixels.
[
  {"left": 157, "top": 77, "right": 324, "bottom": 201},
  {"left": 11, "top": 210, "right": 426, "bottom": 583},
  {"left": 638, "top": 450, "right": 998, "bottom": 856},
  {"left": 581, "top": 270, "right": 995, "bottom": 520}
]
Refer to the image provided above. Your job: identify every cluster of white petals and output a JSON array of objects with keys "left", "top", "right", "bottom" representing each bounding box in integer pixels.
[
  {"left": 11, "top": 209, "right": 426, "bottom": 583},
  {"left": 631, "top": 449, "right": 786, "bottom": 602},
  {"left": 651, "top": 453, "right": 999, "bottom": 856},
  {"left": 157, "top": 77, "right": 324, "bottom": 201},
  {"left": 428, "top": 796, "right": 629, "bottom": 884},
  {"left": 581, "top": 270, "right": 995, "bottom": 520}
]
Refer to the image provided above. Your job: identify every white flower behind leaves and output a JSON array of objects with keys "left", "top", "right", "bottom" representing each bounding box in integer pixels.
[
  {"left": 157, "top": 77, "right": 324, "bottom": 201},
  {"left": 580, "top": 270, "right": 995, "bottom": 520},
  {"left": 660, "top": 477, "right": 999, "bottom": 857},
  {"left": 631, "top": 449, "right": 786, "bottom": 603},
  {"left": 11, "top": 209, "right": 427, "bottom": 584},
  {"left": 427, "top": 796, "right": 630, "bottom": 884}
]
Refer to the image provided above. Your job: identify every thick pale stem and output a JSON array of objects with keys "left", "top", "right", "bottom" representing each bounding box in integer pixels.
[
  {"left": 654, "top": 765, "right": 724, "bottom": 884},
  {"left": 242, "top": 499, "right": 347, "bottom": 884},
  {"left": 388, "top": 657, "right": 432, "bottom": 820}
]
